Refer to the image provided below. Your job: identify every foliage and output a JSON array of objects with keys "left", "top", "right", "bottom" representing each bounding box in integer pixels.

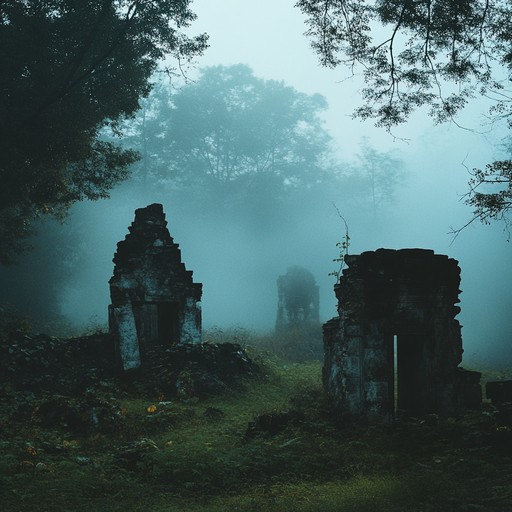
[
  {"left": 0, "top": 0, "right": 208, "bottom": 262},
  {"left": 355, "top": 138, "right": 405, "bottom": 214},
  {"left": 0, "top": 217, "right": 85, "bottom": 326},
  {"left": 296, "top": 0, "right": 512, "bottom": 226},
  {"left": 122, "top": 64, "right": 335, "bottom": 200},
  {"left": 464, "top": 158, "right": 512, "bottom": 233},
  {"left": 1, "top": 343, "right": 511, "bottom": 511},
  {"left": 203, "top": 326, "right": 323, "bottom": 363},
  {"left": 117, "top": 63, "right": 404, "bottom": 240},
  {"left": 297, "top": 0, "right": 510, "bottom": 128},
  {"left": 330, "top": 204, "right": 351, "bottom": 283}
]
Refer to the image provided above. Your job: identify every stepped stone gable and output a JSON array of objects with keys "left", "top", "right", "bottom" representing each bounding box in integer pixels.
[
  {"left": 323, "top": 248, "right": 481, "bottom": 425},
  {"left": 275, "top": 266, "right": 320, "bottom": 331},
  {"left": 109, "top": 204, "right": 202, "bottom": 370}
]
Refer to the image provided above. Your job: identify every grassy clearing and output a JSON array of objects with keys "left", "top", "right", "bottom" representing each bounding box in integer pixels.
[{"left": 1, "top": 330, "right": 511, "bottom": 511}]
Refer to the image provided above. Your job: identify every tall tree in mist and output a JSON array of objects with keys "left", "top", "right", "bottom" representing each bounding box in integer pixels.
[
  {"left": 297, "top": 0, "right": 512, "bottom": 228},
  {"left": 355, "top": 139, "right": 405, "bottom": 216},
  {"left": 0, "top": 0, "right": 207, "bottom": 263},
  {"left": 125, "top": 65, "right": 334, "bottom": 198}
]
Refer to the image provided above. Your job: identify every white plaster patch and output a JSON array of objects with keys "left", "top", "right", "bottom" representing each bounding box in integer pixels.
[
  {"left": 113, "top": 304, "right": 141, "bottom": 370},
  {"left": 329, "top": 364, "right": 339, "bottom": 384},
  {"left": 181, "top": 298, "right": 201, "bottom": 343}
]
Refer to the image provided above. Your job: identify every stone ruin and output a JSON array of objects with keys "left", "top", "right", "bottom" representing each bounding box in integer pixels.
[
  {"left": 323, "top": 248, "right": 481, "bottom": 425},
  {"left": 275, "top": 266, "right": 320, "bottom": 332},
  {"left": 109, "top": 204, "right": 202, "bottom": 370}
]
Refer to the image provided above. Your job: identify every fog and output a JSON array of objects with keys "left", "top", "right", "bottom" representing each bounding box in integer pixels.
[{"left": 3, "top": 0, "right": 512, "bottom": 366}]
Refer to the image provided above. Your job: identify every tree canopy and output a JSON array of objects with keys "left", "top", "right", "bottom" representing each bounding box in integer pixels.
[
  {"left": 354, "top": 138, "right": 405, "bottom": 215},
  {"left": 0, "top": 0, "right": 207, "bottom": 262},
  {"left": 121, "top": 63, "right": 405, "bottom": 226},
  {"left": 296, "top": 0, "right": 512, "bottom": 228},
  {"left": 128, "top": 64, "right": 334, "bottom": 196}
]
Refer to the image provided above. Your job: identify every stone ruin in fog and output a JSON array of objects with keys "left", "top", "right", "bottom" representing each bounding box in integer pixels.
[
  {"left": 323, "top": 248, "right": 482, "bottom": 425},
  {"left": 275, "top": 266, "right": 320, "bottom": 332},
  {"left": 107, "top": 209, "right": 483, "bottom": 421},
  {"left": 109, "top": 204, "right": 202, "bottom": 370}
]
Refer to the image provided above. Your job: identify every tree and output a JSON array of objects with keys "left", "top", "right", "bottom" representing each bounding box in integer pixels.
[
  {"left": 125, "top": 64, "right": 335, "bottom": 203},
  {"left": 0, "top": 217, "right": 84, "bottom": 329},
  {"left": 296, "top": 0, "right": 512, "bottom": 226},
  {"left": 464, "top": 153, "right": 512, "bottom": 231},
  {"left": 121, "top": 64, "right": 407, "bottom": 233},
  {"left": 0, "top": 0, "right": 207, "bottom": 262},
  {"left": 354, "top": 138, "right": 405, "bottom": 215}
]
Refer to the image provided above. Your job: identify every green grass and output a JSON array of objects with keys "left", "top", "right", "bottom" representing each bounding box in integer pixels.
[{"left": 1, "top": 343, "right": 511, "bottom": 512}]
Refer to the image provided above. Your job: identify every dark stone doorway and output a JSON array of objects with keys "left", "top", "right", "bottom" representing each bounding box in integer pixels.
[
  {"left": 158, "top": 302, "right": 180, "bottom": 345},
  {"left": 389, "top": 331, "right": 429, "bottom": 416}
]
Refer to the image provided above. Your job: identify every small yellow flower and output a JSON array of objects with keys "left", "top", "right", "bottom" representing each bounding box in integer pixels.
[{"left": 146, "top": 404, "right": 158, "bottom": 414}]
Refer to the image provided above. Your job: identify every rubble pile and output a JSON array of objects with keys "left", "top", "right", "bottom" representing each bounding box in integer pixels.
[
  {"left": 0, "top": 331, "right": 258, "bottom": 401},
  {"left": 0, "top": 331, "right": 117, "bottom": 395},
  {"left": 129, "top": 342, "right": 259, "bottom": 399}
]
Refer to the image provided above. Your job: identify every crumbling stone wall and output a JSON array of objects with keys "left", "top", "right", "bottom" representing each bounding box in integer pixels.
[
  {"left": 324, "top": 248, "right": 481, "bottom": 425},
  {"left": 276, "top": 266, "right": 320, "bottom": 331},
  {"left": 109, "top": 204, "right": 202, "bottom": 370}
]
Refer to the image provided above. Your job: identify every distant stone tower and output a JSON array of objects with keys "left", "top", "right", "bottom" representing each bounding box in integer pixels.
[
  {"left": 109, "top": 204, "right": 202, "bottom": 370},
  {"left": 276, "top": 266, "right": 320, "bottom": 332}
]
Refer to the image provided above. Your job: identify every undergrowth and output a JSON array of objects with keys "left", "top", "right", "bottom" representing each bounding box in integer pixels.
[
  {"left": 1, "top": 327, "right": 511, "bottom": 511},
  {"left": 203, "top": 325, "right": 323, "bottom": 363}
]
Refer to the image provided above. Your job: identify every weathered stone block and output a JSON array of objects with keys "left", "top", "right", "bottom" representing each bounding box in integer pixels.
[
  {"left": 364, "top": 334, "right": 387, "bottom": 348},
  {"left": 345, "top": 336, "right": 362, "bottom": 355},
  {"left": 363, "top": 348, "right": 388, "bottom": 380},
  {"left": 344, "top": 356, "right": 361, "bottom": 379},
  {"left": 345, "top": 324, "right": 363, "bottom": 336},
  {"left": 364, "top": 381, "right": 389, "bottom": 405}
]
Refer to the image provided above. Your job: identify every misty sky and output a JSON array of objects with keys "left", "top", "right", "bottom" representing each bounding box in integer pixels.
[{"left": 57, "top": 0, "right": 511, "bottom": 364}]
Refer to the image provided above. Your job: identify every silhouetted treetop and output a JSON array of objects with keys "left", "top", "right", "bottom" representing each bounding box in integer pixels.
[
  {"left": 297, "top": 0, "right": 512, "bottom": 229},
  {"left": 0, "top": 0, "right": 208, "bottom": 262},
  {"left": 132, "top": 64, "right": 332, "bottom": 191},
  {"left": 297, "top": 0, "right": 510, "bottom": 127}
]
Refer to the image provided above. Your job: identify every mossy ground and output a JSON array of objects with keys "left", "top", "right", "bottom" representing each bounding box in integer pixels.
[{"left": 1, "top": 329, "right": 511, "bottom": 511}]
